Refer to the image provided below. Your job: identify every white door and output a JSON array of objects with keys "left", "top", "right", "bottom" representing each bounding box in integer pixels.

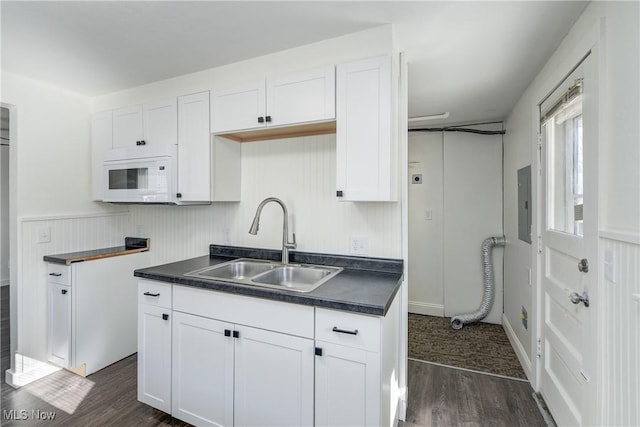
[
  {"left": 211, "top": 80, "right": 266, "bottom": 133},
  {"left": 234, "top": 326, "right": 314, "bottom": 427},
  {"left": 178, "top": 91, "right": 211, "bottom": 202},
  {"left": 143, "top": 98, "right": 177, "bottom": 145},
  {"left": 172, "top": 312, "right": 234, "bottom": 427},
  {"left": 315, "top": 341, "right": 381, "bottom": 427},
  {"left": 137, "top": 304, "right": 172, "bottom": 413},
  {"left": 266, "top": 65, "right": 335, "bottom": 127},
  {"left": 539, "top": 53, "right": 598, "bottom": 426},
  {"left": 112, "top": 104, "right": 143, "bottom": 147}
]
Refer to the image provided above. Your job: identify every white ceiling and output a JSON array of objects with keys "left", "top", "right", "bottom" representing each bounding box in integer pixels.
[{"left": 1, "top": 1, "right": 587, "bottom": 125}]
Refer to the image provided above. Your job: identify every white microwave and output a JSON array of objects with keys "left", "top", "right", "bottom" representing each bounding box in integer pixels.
[{"left": 103, "top": 144, "right": 178, "bottom": 204}]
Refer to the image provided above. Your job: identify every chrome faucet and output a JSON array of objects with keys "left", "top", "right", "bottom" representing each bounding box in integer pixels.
[{"left": 248, "top": 197, "right": 297, "bottom": 264}]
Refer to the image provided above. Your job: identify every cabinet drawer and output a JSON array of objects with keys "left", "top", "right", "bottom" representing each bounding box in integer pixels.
[
  {"left": 173, "top": 285, "right": 314, "bottom": 338},
  {"left": 138, "top": 280, "right": 172, "bottom": 308},
  {"left": 47, "top": 263, "right": 71, "bottom": 286},
  {"left": 316, "top": 308, "right": 381, "bottom": 352}
]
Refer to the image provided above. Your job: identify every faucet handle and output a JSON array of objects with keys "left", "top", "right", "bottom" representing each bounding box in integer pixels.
[{"left": 287, "top": 233, "right": 297, "bottom": 249}]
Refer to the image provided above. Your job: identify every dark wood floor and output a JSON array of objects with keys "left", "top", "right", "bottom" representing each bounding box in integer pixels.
[
  {"left": 1, "top": 286, "right": 546, "bottom": 426},
  {"left": 401, "top": 359, "right": 546, "bottom": 427}
]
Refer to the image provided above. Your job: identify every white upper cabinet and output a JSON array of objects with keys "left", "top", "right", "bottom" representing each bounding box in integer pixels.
[
  {"left": 91, "top": 110, "right": 113, "bottom": 201},
  {"left": 211, "top": 65, "right": 335, "bottom": 134},
  {"left": 336, "top": 56, "right": 396, "bottom": 202},
  {"left": 113, "top": 98, "right": 177, "bottom": 147},
  {"left": 177, "top": 91, "right": 212, "bottom": 203},
  {"left": 211, "top": 81, "right": 266, "bottom": 134},
  {"left": 266, "top": 66, "right": 335, "bottom": 127},
  {"left": 144, "top": 98, "right": 178, "bottom": 146},
  {"left": 112, "top": 105, "right": 143, "bottom": 147}
]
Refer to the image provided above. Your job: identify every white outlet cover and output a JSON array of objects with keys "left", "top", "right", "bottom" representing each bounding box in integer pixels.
[{"left": 349, "top": 236, "right": 369, "bottom": 255}]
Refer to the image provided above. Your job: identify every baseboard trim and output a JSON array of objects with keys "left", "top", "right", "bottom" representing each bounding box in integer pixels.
[
  {"left": 502, "top": 313, "right": 532, "bottom": 381},
  {"left": 408, "top": 301, "right": 444, "bottom": 317}
]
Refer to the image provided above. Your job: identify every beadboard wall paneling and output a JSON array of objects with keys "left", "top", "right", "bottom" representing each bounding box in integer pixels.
[
  {"left": 19, "top": 212, "right": 132, "bottom": 362},
  {"left": 600, "top": 236, "right": 640, "bottom": 426},
  {"left": 130, "top": 135, "right": 402, "bottom": 266}
]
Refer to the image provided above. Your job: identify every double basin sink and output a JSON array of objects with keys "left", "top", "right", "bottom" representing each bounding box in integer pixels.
[{"left": 185, "top": 258, "right": 343, "bottom": 293}]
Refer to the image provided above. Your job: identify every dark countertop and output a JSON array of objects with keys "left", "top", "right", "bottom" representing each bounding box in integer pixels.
[
  {"left": 44, "top": 238, "right": 150, "bottom": 265},
  {"left": 134, "top": 245, "right": 403, "bottom": 316}
]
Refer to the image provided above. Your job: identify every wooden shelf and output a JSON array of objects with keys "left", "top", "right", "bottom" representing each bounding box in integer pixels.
[{"left": 215, "top": 120, "right": 336, "bottom": 143}]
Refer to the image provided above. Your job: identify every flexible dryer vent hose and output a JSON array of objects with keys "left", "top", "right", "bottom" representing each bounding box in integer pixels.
[{"left": 451, "top": 236, "right": 505, "bottom": 330}]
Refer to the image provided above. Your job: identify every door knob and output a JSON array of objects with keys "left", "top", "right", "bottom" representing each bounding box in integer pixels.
[
  {"left": 569, "top": 291, "right": 590, "bottom": 307},
  {"left": 578, "top": 258, "right": 589, "bottom": 273}
]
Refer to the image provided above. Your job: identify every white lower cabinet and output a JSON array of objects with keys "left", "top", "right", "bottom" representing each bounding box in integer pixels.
[
  {"left": 315, "top": 342, "right": 380, "bottom": 427},
  {"left": 171, "top": 311, "right": 314, "bottom": 427},
  {"left": 47, "top": 282, "right": 72, "bottom": 367},
  {"left": 138, "top": 303, "right": 172, "bottom": 413},
  {"left": 234, "top": 326, "right": 314, "bottom": 427},
  {"left": 315, "top": 294, "right": 401, "bottom": 427},
  {"left": 171, "top": 312, "right": 233, "bottom": 427},
  {"left": 137, "top": 279, "right": 400, "bottom": 427}
]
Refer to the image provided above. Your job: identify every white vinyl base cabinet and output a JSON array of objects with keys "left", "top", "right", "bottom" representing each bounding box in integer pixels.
[
  {"left": 46, "top": 252, "right": 149, "bottom": 375},
  {"left": 137, "top": 279, "right": 400, "bottom": 427},
  {"left": 138, "top": 280, "right": 172, "bottom": 413}
]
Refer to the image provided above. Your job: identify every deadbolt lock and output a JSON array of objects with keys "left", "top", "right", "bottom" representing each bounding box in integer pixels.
[{"left": 578, "top": 258, "right": 589, "bottom": 273}]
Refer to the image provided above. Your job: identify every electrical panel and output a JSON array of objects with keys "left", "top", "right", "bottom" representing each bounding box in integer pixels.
[{"left": 517, "top": 165, "right": 532, "bottom": 243}]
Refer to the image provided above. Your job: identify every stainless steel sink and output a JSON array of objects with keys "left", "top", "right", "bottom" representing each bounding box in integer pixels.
[
  {"left": 193, "top": 259, "right": 275, "bottom": 280},
  {"left": 252, "top": 265, "right": 340, "bottom": 292},
  {"left": 185, "top": 258, "right": 342, "bottom": 293}
]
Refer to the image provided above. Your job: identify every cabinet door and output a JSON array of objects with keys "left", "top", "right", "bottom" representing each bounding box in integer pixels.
[
  {"left": 137, "top": 304, "right": 172, "bottom": 413},
  {"left": 113, "top": 105, "right": 143, "bottom": 147},
  {"left": 172, "top": 312, "right": 234, "bottom": 427},
  {"left": 266, "top": 65, "right": 335, "bottom": 127},
  {"left": 178, "top": 91, "right": 211, "bottom": 202},
  {"left": 144, "top": 98, "right": 178, "bottom": 145},
  {"left": 48, "top": 283, "right": 71, "bottom": 368},
  {"left": 234, "top": 326, "right": 314, "bottom": 427},
  {"left": 336, "top": 56, "right": 395, "bottom": 201},
  {"left": 315, "top": 341, "right": 381, "bottom": 427},
  {"left": 91, "top": 111, "right": 112, "bottom": 201},
  {"left": 211, "top": 80, "right": 266, "bottom": 133}
]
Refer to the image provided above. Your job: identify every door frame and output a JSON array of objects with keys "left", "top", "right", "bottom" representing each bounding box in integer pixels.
[
  {"left": 1, "top": 102, "right": 20, "bottom": 385},
  {"left": 532, "top": 18, "right": 603, "bottom": 424}
]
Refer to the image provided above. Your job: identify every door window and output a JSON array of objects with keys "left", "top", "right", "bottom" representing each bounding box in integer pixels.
[{"left": 542, "top": 79, "right": 584, "bottom": 236}]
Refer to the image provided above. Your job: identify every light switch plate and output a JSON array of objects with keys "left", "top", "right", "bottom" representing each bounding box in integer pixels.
[
  {"left": 37, "top": 226, "right": 51, "bottom": 243},
  {"left": 604, "top": 248, "right": 616, "bottom": 283}
]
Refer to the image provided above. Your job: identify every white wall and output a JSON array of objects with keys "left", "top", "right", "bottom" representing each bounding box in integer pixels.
[
  {"left": 0, "top": 73, "right": 117, "bottom": 217},
  {"left": 132, "top": 134, "right": 402, "bottom": 265},
  {"left": 503, "top": 2, "right": 640, "bottom": 423},
  {"left": 407, "top": 126, "right": 504, "bottom": 324},
  {"left": 408, "top": 132, "right": 444, "bottom": 315},
  {"left": 1, "top": 71, "right": 129, "bottom": 370}
]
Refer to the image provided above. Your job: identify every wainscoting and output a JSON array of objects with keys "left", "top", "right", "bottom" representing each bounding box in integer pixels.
[
  {"left": 599, "top": 233, "right": 640, "bottom": 426},
  {"left": 17, "top": 212, "right": 132, "bottom": 363}
]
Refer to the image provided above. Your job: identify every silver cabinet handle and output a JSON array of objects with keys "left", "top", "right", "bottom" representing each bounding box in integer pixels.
[{"left": 569, "top": 291, "right": 590, "bottom": 307}]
